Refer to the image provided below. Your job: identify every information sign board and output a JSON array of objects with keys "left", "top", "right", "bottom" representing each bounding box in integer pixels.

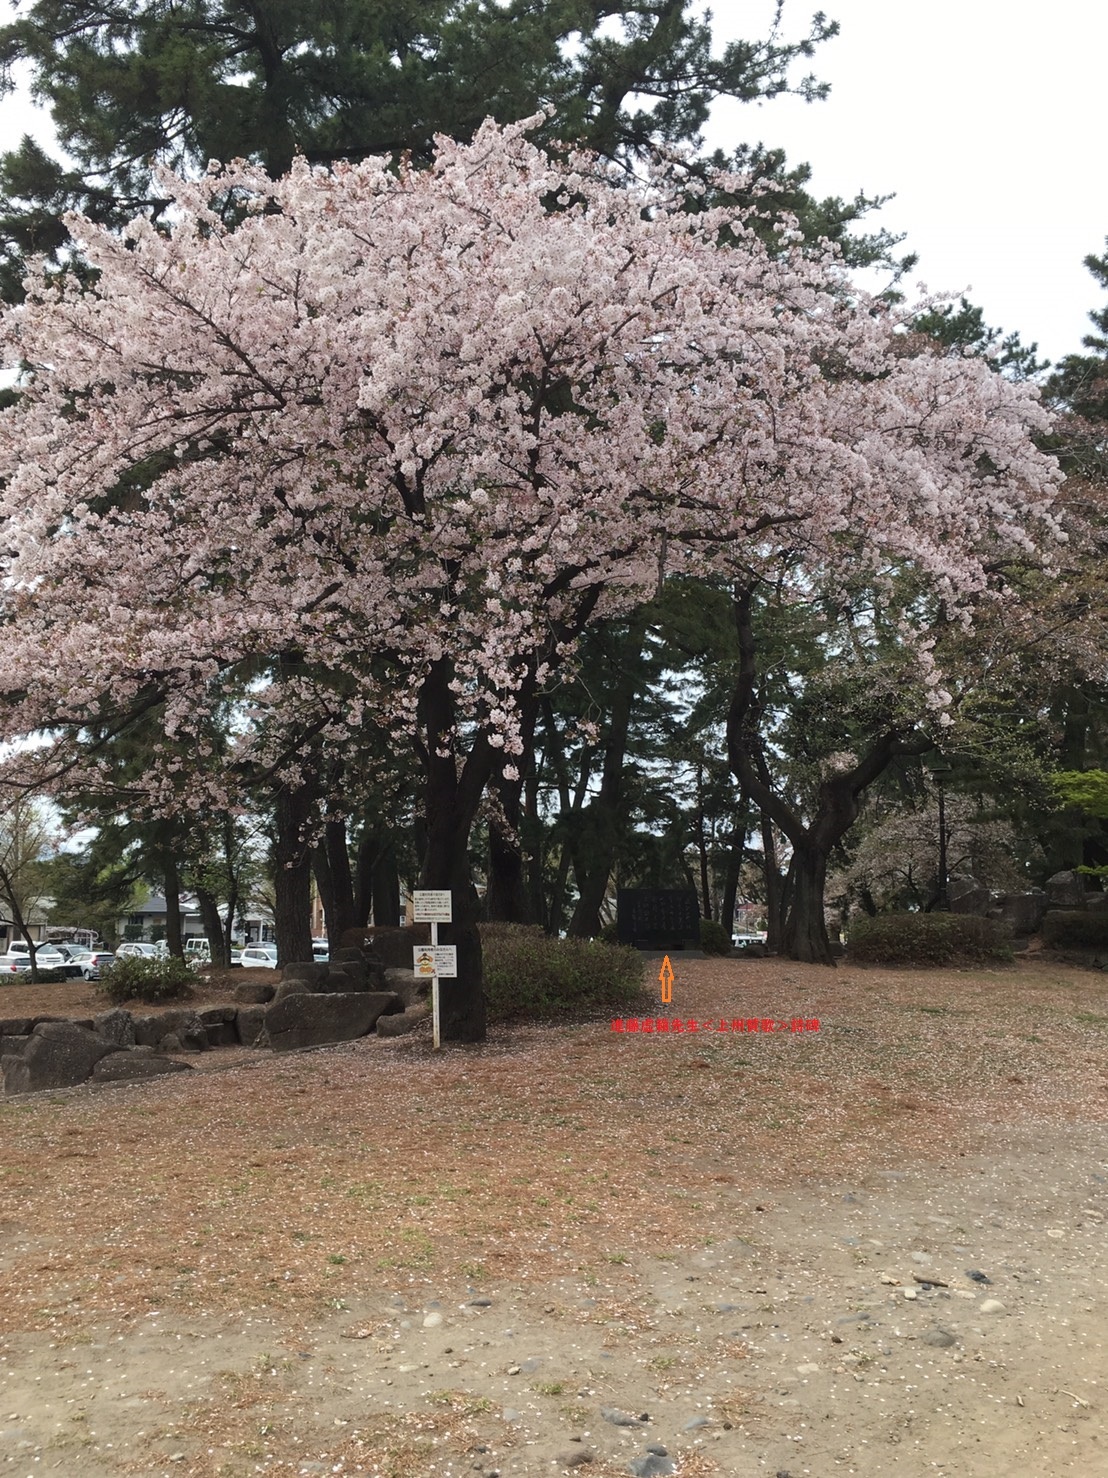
[
  {"left": 413, "top": 890, "right": 452, "bottom": 923},
  {"left": 413, "top": 945, "right": 458, "bottom": 978}
]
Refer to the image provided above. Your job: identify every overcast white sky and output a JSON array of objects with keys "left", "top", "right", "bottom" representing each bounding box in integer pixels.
[
  {"left": 707, "top": 0, "right": 1108, "bottom": 364},
  {"left": 0, "top": 0, "right": 1104, "bottom": 365}
]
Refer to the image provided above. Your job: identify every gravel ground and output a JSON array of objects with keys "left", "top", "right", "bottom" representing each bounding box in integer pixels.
[{"left": 0, "top": 954, "right": 1106, "bottom": 1477}]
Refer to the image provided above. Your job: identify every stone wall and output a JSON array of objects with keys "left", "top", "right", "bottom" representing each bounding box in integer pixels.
[
  {"left": 950, "top": 869, "right": 1107, "bottom": 939},
  {"left": 0, "top": 945, "right": 431, "bottom": 1097}
]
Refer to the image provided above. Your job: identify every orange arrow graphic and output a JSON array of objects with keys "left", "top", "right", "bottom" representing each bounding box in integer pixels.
[{"left": 659, "top": 954, "right": 675, "bottom": 1004}]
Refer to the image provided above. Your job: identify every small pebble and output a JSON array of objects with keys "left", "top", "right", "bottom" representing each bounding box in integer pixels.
[
  {"left": 979, "top": 1299, "right": 1006, "bottom": 1315},
  {"left": 921, "top": 1329, "right": 957, "bottom": 1348},
  {"left": 423, "top": 1312, "right": 443, "bottom": 1328},
  {"left": 601, "top": 1407, "right": 647, "bottom": 1427}
]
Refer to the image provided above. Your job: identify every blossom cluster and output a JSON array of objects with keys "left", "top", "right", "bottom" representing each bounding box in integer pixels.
[{"left": 0, "top": 116, "right": 1061, "bottom": 804}]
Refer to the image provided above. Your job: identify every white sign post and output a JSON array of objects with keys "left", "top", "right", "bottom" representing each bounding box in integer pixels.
[{"left": 413, "top": 890, "right": 454, "bottom": 1050}]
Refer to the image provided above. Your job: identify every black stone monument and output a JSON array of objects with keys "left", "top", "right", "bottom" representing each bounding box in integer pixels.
[{"left": 616, "top": 888, "right": 701, "bottom": 950}]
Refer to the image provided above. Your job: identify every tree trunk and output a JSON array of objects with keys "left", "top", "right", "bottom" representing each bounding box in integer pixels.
[
  {"left": 417, "top": 657, "right": 495, "bottom": 1042},
  {"left": 485, "top": 689, "right": 537, "bottom": 924},
  {"left": 718, "top": 800, "right": 748, "bottom": 938},
  {"left": 760, "top": 809, "right": 784, "bottom": 952},
  {"left": 725, "top": 581, "right": 930, "bottom": 966},
  {"left": 273, "top": 781, "right": 314, "bottom": 966},
  {"left": 568, "top": 613, "right": 648, "bottom": 938},
  {"left": 163, "top": 858, "right": 184, "bottom": 958},
  {"left": 196, "top": 887, "right": 228, "bottom": 966},
  {"left": 314, "top": 817, "right": 356, "bottom": 942},
  {"left": 485, "top": 772, "right": 532, "bottom": 923},
  {"left": 695, "top": 763, "right": 712, "bottom": 919},
  {"left": 780, "top": 845, "right": 833, "bottom": 964},
  {"left": 371, "top": 841, "right": 401, "bottom": 929}
]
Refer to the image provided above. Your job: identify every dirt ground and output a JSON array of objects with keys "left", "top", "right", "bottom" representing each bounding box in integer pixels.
[{"left": 1, "top": 954, "right": 1107, "bottom": 1478}]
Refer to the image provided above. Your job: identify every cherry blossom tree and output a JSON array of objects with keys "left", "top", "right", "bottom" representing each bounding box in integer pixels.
[{"left": 0, "top": 118, "right": 1062, "bottom": 1033}]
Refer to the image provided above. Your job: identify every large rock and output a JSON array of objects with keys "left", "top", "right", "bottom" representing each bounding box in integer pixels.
[
  {"left": 376, "top": 1005, "right": 430, "bottom": 1038},
  {"left": 1, "top": 1020, "right": 117, "bottom": 1093},
  {"left": 948, "top": 874, "right": 991, "bottom": 916},
  {"left": 233, "top": 980, "right": 275, "bottom": 1005},
  {"left": 988, "top": 890, "right": 1048, "bottom": 937},
  {"left": 0, "top": 1017, "right": 33, "bottom": 1037},
  {"left": 265, "top": 991, "right": 402, "bottom": 1053},
  {"left": 235, "top": 1005, "right": 269, "bottom": 1047},
  {"left": 92, "top": 1051, "right": 194, "bottom": 1082},
  {"left": 199, "top": 1008, "right": 238, "bottom": 1047},
  {"left": 319, "top": 965, "right": 368, "bottom": 994},
  {"left": 384, "top": 967, "right": 432, "bottom": 1012},
  {"left": 280, "top": 961, "right": 330, "bottom": 988},
  {"left": 132, "top": 1010, "right": 209, "bottom": 1052},
  {"left": 340, "top": 925, "right": 429, "bottom": 969},
  {"left": 93, "top": 1008, "right": 137, "bottom": 1047},
  {"left": 1047, "top": 870, "right": 1089, "bottom": 908},
  {"left": 272, "top": 977, "right": 311, "bottom": 1003}
]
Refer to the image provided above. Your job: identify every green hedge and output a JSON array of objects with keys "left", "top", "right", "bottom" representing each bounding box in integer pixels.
[
  {"left": 698, "top": 919, "right": 731, "bottom": 956},
  {"left": 96, "top": 955, "right": 194, "bottom": 1003},
  {"left": 4, "top": 968, "right": 68, "bottom": 985},
  {"left": 1041, "top": 910, "right": 1108, "bottom": 950},
  {"left": 480, "top": 923, "right": 649, "bottom": 1022},
  {"left": 847, "top": 912, "right": 1013, "bottom": 966}
]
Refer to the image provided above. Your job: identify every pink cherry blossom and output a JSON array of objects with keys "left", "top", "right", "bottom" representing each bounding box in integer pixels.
[{"left": 0, "top": 117, "right": 1061, "bottom": 805}]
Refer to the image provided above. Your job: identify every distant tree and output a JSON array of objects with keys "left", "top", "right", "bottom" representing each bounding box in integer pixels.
[{"left": 0, "top": 795, "right": 56, "bottom": 977}]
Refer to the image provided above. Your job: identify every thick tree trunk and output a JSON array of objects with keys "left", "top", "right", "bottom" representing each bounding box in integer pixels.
[
  {"left": 568, "top": 613, "right": 648, "bottom": 938},
  {"left": 417, "top": 657, "right": 495, "bottom": 1042},
  {"left": 371, "top": 841, "right": 401, "bottom": 929},
  {"left": 485, "top": 760, "right": 532, "bottom": 924},
  {"left": 725, "top": 581, "right": 931, "bottom": 966},
  {"left": 163, "top": 858, "right": 184, "bottom": 958},
  {"left": 314, "top": 817, "right": 356, "bottom": 942},
  {"left": 760, "top": 810, "right": 784, "bottom": 952},
  {"left": 273, "top": 782, "right": 314, "bottom": 966},
  {"left": 780, "top": 846, "right": 833, "bottom": 965}
]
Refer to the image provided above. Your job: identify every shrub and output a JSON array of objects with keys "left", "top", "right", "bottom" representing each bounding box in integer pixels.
[
  {"left": 1041, "top": 910, "right": 1108, "bottom": 950},
  {"left": 479, "top": 923, "right": 649, "bottom": 1022},
  {"left": 96, "top": 955, "right": 194, "bottom": 1003},
  {"left": 5, "top": 968, "right": 68, "bottom": 985},
  {"left": 698, "top": 919, "right": 731, "bottom": 956},
  {"left": 847, "top": 912, "right": 1013, "bottom": 967}
]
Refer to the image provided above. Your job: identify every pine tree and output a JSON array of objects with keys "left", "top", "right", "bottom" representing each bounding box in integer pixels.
[{"left": 0, "top": 0, "right": 841, "bottom": 299}]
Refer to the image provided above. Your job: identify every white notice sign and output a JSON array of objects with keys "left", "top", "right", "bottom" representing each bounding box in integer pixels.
[
  {"left": 413, "top": 945, "right": 458, "bottom": 978},
  {"left": 413, "top": 889, "right": 452, "bottom": 922}
]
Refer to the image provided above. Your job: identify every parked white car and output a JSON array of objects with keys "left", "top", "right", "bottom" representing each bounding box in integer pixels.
[
  {"left": 312, "top": 939, "right": 329, "bottom": 962},
  {"left": 239, "top": 944, "right": 279, "bottom": 969},
  {"left": 0, "top": 942, "right": 67, "bottom": 974},
  {"left": 115, "top": 942, "right": 161, "bottom": 960}
]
